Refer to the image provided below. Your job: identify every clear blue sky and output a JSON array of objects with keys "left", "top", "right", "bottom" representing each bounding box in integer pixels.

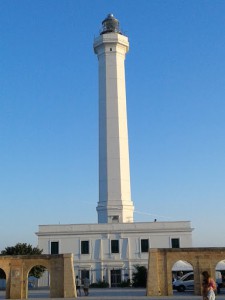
[{"left": 0, "top": 0, "right": 224, "bottom": 250}]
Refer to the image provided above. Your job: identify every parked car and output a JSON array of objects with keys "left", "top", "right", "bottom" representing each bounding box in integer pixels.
[
  {"left": 173, "top": 271, "right": 222, "bottom": 293},
  {"left": 173, "top": 272, "right": 194, "bottom": 292}
]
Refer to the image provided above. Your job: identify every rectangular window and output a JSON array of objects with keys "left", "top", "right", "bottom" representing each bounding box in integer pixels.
[
  {"left": 81, "top": 241, "right": 89, "bottom": 254},
  {"left": 141, "top": 239, "right": 149, "bottom": 252},
  {"left": 51, "top": 241, "right": 59, "bottom": 254},
  {"left": 111, "top": 240, "right": 119, "bottom": 253},
  {"left": 171, "top": 238, "right": 180, "bottom": 248}
]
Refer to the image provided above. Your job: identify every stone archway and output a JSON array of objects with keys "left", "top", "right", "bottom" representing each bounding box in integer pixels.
[
  {"left": 0, "top": 253, "right": 76, "bottom": 299},
  {"left": 147, "top": 247, "right": 225, "bottom": 296}
]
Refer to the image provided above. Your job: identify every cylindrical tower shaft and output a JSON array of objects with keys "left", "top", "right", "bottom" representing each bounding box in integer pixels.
[{"left": 94, "top": 14, "right": 134, "bottom": 223}]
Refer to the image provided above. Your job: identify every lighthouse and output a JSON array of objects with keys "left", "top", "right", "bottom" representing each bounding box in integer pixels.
[
  {"left": 37, "top": 15, "right": 193, "bottom": 285},
  {"left": 94, "top": 14, "right": 134, "bottom": 224}
]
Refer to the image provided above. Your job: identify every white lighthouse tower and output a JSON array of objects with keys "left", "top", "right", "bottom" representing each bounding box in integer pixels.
[
  {"left": 37, "top": 15, "right": 193, "bottom": 285},
  {"left": 94, "top": 14, "right": 134, "bottom": 224}
]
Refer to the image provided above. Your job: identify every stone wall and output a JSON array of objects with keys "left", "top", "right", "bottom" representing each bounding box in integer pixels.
[
  {"left": 0, "top": 253, "right": 76, "bottom": 299},
  {"left": 147, "top": 247, "right": 225, "bottom": 296}
]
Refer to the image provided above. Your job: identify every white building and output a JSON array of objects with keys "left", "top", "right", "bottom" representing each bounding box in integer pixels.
[
  {"left": 36, "top": 14, "right": 193, "bottom": 287},
  {"left": 38, "top": 222, "right": 192, "bottom": 286}
]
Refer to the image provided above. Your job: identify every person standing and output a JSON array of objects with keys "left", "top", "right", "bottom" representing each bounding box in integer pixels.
[
  {"left": 75, "top": 275, "right": 81, "bottom": 296},
  {"left": 202, "top": 271, "right": 216, "bottom": 300},
  {"left": 83, "top": 277, "right": 90, "bottom": 296}
]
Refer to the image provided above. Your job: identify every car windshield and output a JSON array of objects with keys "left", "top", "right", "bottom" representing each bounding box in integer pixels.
[
  {"left": 184, "top": 274, "right": 194, "bottom": 281},
  {"left": 180, "top": 273, "right": 194, "bottom": 281}
]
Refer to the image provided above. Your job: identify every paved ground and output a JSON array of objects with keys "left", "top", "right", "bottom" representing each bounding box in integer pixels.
[{"left": 0, "top": 288, "right": 225, "bottom": 299}]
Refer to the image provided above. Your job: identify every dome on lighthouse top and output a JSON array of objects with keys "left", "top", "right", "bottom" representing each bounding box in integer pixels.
[{"left": 101, "top": 14, "right": 122, "bottom": 35}]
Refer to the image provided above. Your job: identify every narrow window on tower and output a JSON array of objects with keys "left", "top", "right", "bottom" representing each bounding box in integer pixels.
[
  {"left": 110, "top": 48, "right": 112, "bottom": 51},
  {"left": 81, "top": 240, "right": 89, "bottom": 254},
  {"left": 141, "top": 239, "right": 149, "bottom": 252},
  {"left": 51, "top": 241, "right": 59, "bottom": 254},
  {"left": 171, "top": 238, "right": 180, "bottom": 248},
  {"left": 111, "top": 240, "right": 119, "bottom": 253},
  {"left": 112, "top": 215, "right": 119, "bottom": 223}
]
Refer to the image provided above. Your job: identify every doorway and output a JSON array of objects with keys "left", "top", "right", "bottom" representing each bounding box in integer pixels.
[{"left": 111, "top": 269, "right": 121, "bottom": 287}]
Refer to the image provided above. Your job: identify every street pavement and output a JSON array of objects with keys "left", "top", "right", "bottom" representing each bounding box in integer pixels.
[{"left": 0, "top": 288, "right": 225, "bottom": 300}]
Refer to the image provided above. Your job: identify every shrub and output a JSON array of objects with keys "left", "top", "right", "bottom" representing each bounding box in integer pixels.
[
  {"left": 132, "top": 265, "right": 147, "bottom": 287},
  {"left": 90, "top": 280, "right": 109, "bottom": 288},
  {"left": 118, "top": 280, "right": 132, "bottom": 287}
]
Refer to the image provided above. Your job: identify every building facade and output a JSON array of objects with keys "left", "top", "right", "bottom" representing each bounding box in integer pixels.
[
  {"left": 37, "top": 221, "right": 193, "bottom": 287},
  {"left": 36, "top": 15, "right": 193, "bottom": 287}
]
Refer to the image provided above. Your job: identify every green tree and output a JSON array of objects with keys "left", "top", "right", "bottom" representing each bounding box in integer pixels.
[
  {"left": 132, "top": 265, "right": 147, "bottom": 287},
  {"left": 1, "top": 243, "right": 46, "bottom": 278}
]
